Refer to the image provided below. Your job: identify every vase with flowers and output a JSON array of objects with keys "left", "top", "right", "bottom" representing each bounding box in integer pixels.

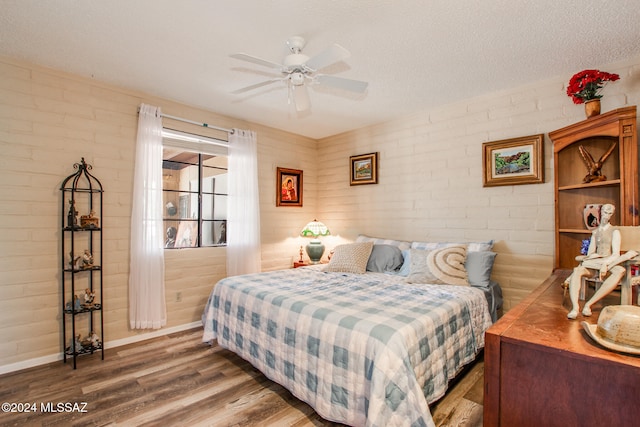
[{"left": 566, "top": 69, "right": 620, "bottom": 118}]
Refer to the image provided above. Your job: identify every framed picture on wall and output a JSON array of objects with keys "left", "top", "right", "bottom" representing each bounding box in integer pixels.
[
  {"left": 276, "top": 167, "right": 303, "bottom": 207},
  {"left": 350, "top": 152, "right": 378, "bottom": 185},
  {"left": 482, "top": 134, "right": 544, "bottom": 187}
]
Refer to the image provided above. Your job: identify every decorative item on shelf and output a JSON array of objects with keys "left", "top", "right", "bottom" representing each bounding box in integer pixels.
[
  {"left": 584, "top": 99, "right": 601, "bottom": 118},
  {"left": 581, "top": 305, "right": 640, "bottom": 354},
  {"left": 578, "top": 142, "right": 616, "bottom": 183},
  {"left": 81, "top": 249, "right": 94, "bottom": 269},
  {"left": 580, "top": 238, "right": 591, "bottom": 255},
  {"left": 300, "top": 219, "right": 330, "bottom": 264},
  {"left": 578, "top": 141, "right": 618, "bottom": 184},
  {"left": 82, "top": 288, "right": 96, "bottom": 308},
  {"left": 298, "top": 245, "right": 304, "bottom": 263},
  {"left": 80, "top": 210, "right": 99, "bottom": 228},
  {"left": 583, "top": 204, "right": 602, "bottom": 230},
  {"left": 67, "top": 199, "right": 78, "bottom": 228},
  {"left": 69, "top": 251, "right": 81, "bottom": 270},
  {"left": 565, "top": 204, "right": 639, "bottom": 319},
  {"left": 566, "top": 69, "right": 620, "bottom": 118}
]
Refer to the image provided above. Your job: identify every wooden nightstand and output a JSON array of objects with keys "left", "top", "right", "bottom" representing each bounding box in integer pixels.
[{"left": 293, "top": 261, "right": 308, "bottom": 268}]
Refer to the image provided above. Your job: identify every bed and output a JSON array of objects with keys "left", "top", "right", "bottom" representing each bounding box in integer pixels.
[{"left": 202, "top": 236, "right": 501, "bottom": 427}]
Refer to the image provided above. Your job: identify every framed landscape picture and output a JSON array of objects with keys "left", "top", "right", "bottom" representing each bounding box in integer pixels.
[
  {"left": 276, "top": 167, "right": 303, "bottom": 207},
  {"left": 482, "top": 134, "right": 544, "bottom": 187},
  {"left": 350, "top": 152, "right": 378, "bottom": 185}
]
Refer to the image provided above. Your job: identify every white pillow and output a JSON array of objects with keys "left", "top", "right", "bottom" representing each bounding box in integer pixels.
[
  {"left": 356, "top": 234, "right": 411, "bottom": 251},
  {"left": 404, "top": 245, "right": 469, "bottom": 286},
  {"left": 325, "top": 241, "right": 374, "bottom": 274},
  {"left": 410, "top": 240, "right": 493, "bottom": 252}
]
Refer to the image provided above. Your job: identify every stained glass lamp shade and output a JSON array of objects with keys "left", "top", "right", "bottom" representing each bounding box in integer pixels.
[{"left": 300, "top": 220, "right": 330, "bottom": 264}]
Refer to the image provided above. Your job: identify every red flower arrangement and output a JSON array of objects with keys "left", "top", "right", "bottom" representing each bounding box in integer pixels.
[{"left": 566, "top": 69, "right": 620, "bottom": 104}]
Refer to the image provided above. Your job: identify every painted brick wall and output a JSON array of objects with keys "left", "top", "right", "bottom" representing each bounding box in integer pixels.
[
  {"left": 317, "top": 55, "right": 640, "bottom": 312},
  {"left": 1, "top": 53, "right": 639, "bottom": 372},
  {"left": 0, "top": 56, "right": 316, "bottom": 370}
]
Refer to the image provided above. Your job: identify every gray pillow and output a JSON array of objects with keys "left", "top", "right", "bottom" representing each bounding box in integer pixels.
[
  {"left": 366, "top": 244, "right": 404, "bottom": 272},
  {"left": 464, "top": 251, "right": 497, "bottom": 288}
]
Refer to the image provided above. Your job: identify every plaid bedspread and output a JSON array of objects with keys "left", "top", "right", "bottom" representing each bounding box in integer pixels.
[{"left": 202, "top": 267, "right": 492, "bottom": 427}]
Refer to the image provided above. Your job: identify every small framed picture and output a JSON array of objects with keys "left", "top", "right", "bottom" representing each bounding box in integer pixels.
[
  {"left": 350, "top": 152, "right": 378, "bottom": 185},
  {"left": 276, "top": 167, "right": 303, "bottom": 207},
  {"left": 482, "top": 134, "right": 544, "bottom": 187}
]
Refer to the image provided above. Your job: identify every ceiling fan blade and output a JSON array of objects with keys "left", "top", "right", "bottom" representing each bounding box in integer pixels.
[
  {"left": 231, "top": 78, "right": 281, "bottom": 94},
  {"left": 315, "top": 74, "right": 368, "bottom": 93},
  {"left": 230, "top": 53, "right": 283, "bottom": 70},
  {"left": 305, "top": 44, "right": 351, "bottom": 70},
  {"left": 292, "top": 84, "right": 311, "bottom": 112}
]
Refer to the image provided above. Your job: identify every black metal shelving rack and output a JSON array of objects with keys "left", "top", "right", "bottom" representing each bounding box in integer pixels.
[{"left": 60, "top": 158, "right": 104, "bottom": 369}]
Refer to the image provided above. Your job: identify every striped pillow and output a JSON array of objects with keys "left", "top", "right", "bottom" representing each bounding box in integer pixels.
[
  {"left": 325, "top": 241, "right": 374, "bottom": 274},
  {"left": 404, "top": 245, "right": 469, "bottom": 286}
]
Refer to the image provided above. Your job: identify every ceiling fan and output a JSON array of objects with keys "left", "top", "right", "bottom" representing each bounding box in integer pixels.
[{"left": 230, "top": 36, "right": 368, "bottom": 112}]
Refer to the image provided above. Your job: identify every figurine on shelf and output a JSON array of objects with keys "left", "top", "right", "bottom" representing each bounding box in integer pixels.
[
  {"left": 90, "top": 331, "right": 100, "bottom": 347},
  {"left": 81, "top": 335, "right": 92, "bottom": 348},
  {"left": 81, "top": 250, "right": 94, "bottom": 269},
  {"left": 74, "top": 295, "right": 82, "bottom": 311},
  {"left": 71, "top": 334, "right": 83, "bottom": 351},
  {"left": 80, "top": 210, "right": 99, "bottom": 229},
  {"left": 578, "top": 142, "right": 616, "bottom": 183},
  {"left": 565, "top": 204, "right": 638, "bottom": 319},
  {"left": 83, "top": 288, "right": 95, "bottom": 308},
  {"left": 67, "top": 199, "right": 79, "bottom": 228},
  {"left": 69, "top": 251, "right": 80, "bottom": 270}
]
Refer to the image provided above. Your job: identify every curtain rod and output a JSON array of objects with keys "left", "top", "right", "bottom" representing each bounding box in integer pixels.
[
  {"left": 161, "top": 113, "right": 234, "bottom": 134},
  {"left": 137, "top": 106, "right": 234, "bottom": 134}
]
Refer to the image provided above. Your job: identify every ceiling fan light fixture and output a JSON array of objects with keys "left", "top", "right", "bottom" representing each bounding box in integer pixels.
[
  {"left": 290, "top": 72, "right": 305, "bottom": 86},
  {"left": 229, "top": 36, "right": 368, "bottom": 112}
]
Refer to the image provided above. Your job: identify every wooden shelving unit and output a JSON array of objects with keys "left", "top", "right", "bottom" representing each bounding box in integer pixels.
[{"left": 549, "top": 106, "right": 639, "bottom": 270}]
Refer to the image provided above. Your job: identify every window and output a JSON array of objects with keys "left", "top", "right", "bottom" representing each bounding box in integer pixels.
[{"left": 161, "top": 129, "right": 228, "bottom": 248}]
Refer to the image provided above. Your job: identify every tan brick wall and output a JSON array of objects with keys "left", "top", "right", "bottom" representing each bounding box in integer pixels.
[
  {"left": 1, "top": 53, "right": 640, "bottom": 371},
  {"left": 0, "top": 56, "right": 316, "bottom": 370},
  {"left": 317, "top": 55, "right": 640, "bottom": 312}
]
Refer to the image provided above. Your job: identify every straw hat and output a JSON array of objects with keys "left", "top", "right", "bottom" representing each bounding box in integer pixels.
[{"left": 581, "top": 305, "right": 640, "bottom": 355}]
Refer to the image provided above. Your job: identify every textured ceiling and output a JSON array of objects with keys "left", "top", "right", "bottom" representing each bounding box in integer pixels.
[{"left": 1, "top": 0, "right": 640, "bottom": 139}]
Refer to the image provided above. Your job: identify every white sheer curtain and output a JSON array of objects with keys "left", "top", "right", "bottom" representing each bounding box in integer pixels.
[
  {"left": 129, "top": 104, "right": 166, "bottom": 329},
  {"left": 227, "top": 129, "right": 261, "bottom": 276}
]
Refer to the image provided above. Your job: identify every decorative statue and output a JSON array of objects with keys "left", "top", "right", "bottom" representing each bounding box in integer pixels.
[
  {"left": 74, "top": 295, "right": 82, "bottom": 311},
  {"left": 73, "top": 334, "right": 83, "bottom": 351},
  {"left": 82, "top": 249, "right": 94, "bottom": 269},
  {"left": 566, "top": 204, "right": 638, "bottom": 319},
  {"left": 69, "top": 251, "right": 81, "bottom": 270},
  {"left": 578, "top": 142, "right": 616, "bottom": 183},
  {"left": 90, "top": 331, "right": 100, "bottom": 347},
  {"left": 67, "top": 199, "right": 78, "bottom": 228},
  {"left": 83, "top": 288, "right": 95, "bottom": 308}
]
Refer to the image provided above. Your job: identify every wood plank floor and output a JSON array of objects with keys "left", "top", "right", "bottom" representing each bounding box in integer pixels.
[{"left": 0, "top": 327, "right": 483, "bottom": 426}]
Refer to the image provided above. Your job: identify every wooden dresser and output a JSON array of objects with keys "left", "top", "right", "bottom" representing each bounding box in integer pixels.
[{"left": 484, "top": 270, "right": 640, "bottom": 427}]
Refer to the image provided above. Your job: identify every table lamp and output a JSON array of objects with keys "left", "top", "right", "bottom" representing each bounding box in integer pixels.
[{"left": 300, "top": 219, "right": 330, "bottom": 264}]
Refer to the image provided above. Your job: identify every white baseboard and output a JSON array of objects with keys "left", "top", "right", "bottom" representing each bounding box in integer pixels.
[{"left": 0, "top": 321, "right": 203, "bottom": 376}]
